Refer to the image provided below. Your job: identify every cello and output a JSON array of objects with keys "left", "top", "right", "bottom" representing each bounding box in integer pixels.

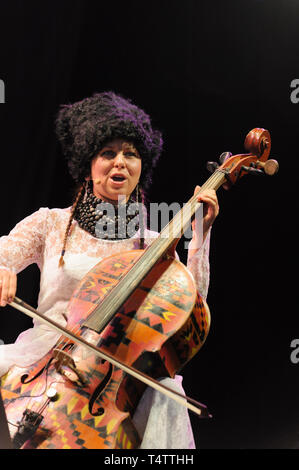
[{"left": 0, "top": 128, "right": 278, "bottom": 449}]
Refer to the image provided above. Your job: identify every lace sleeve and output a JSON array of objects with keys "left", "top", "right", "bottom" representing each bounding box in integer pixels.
[
  {"left": 0, "top": 207, "right": 49, "bottom": 273},
  {"left": 186, "top": 228, "right": 211, "bottom": 301}
]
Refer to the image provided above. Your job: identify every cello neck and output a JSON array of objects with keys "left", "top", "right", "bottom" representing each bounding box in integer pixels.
[
  {"left": 84, "top": 169, "right": 225, "bottom": 333},
  {"left": 159, "top": 169, "right": 225, "bottom": 245}
]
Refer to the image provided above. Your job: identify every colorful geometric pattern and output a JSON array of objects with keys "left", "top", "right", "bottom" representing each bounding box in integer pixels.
[{"left": 1, "top": 249, "right": 210, "bottom": 448}]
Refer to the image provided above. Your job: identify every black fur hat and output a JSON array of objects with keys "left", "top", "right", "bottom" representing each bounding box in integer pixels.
[{"left": 55, "top": 91, "right": 163, "bottom": 191}]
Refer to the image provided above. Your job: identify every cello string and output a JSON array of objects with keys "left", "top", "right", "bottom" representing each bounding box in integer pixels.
[
  {"left": 57, "top": 170, "right": 225, "bottom": 348},
  {"left": 84, "top": 170, "right": 225, "bottom": 331},
  {"left": 51, "top": 287, "right": 109, "bottom": 354},
  {"left": 10, "top": 296, "right": 209, "bottom": 417},
  {"left": 52, "top": 290, "right": 106, "bottom": 351},
  {"left": 83, "top": 173, "right": 222, "bottom": 329},
  {"left": 84, "top": 192, "right": 221, "bottom": 330},
  {"left": 54, "top": 312, "right": 104, "bottom": 355}
]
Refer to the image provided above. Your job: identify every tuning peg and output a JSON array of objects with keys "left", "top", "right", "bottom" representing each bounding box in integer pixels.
[
  {"left": 256, "top": 159, "right": 279, "bottom": 176},
  {"left": 241, "top": 165, "right": 264, "bottom": 176},
  {"left": 219, "top": 152, "right": 232, "bottom": 164},
  {"left": 206, "top": 161, "right": 219, "bottom": 173}
]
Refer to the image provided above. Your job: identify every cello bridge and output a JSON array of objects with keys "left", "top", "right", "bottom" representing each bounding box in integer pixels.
[{"left": 53, "top": 349, "right": 87, "bottom": 386}]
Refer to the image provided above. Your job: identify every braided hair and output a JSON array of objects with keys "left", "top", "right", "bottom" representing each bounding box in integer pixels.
[
  {"left": 56, "top": 92, "right": 162, "bottom": 266},
  {"left": 58, "top": 183, "right": 84, "bottom": 267}
]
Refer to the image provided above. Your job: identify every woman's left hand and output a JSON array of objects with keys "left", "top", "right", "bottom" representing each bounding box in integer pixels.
[{"left": 192, "top": 186, "right": 219, "bottom": 240}]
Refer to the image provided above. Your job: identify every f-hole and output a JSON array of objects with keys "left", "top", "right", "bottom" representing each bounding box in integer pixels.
[{"left": 88, "top": 362, "right": 113, "bottom": 416}]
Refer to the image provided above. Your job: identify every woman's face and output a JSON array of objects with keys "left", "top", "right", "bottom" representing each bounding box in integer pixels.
[{"left": 89, "top": 138, "right": 142, "bottom": 202}]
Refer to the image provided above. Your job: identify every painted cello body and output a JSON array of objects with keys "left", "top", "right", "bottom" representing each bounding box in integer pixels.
[{"left": 1, "top": 251, "right": 210, "bottom": 449}]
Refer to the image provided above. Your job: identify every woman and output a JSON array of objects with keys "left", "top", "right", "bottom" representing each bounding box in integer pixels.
[{"left": 0, "top": 92, "right": 219, "bottom": 449}]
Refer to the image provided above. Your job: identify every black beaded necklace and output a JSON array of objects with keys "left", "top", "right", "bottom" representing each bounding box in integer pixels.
[{"left": 73, "top": 183, "right": 140, "bottom": 240}]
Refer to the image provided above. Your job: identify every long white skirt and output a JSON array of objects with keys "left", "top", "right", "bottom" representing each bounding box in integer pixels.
[{"left": 133, "top": 375, "right": 195, "bottom": 449}]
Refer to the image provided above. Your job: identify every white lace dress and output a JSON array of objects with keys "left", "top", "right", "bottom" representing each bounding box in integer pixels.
[{"left": 0, "top": 206, "right": 210, "bottom": 449}]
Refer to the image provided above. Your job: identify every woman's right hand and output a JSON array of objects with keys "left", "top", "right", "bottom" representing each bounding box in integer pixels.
[{"left": 0, "top": 268, "right": 17, "bottom": 307}]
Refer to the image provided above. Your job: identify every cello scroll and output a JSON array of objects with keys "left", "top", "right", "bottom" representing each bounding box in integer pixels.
[{"left": 207, "top": 128, "right": 279, "bottom": 188}]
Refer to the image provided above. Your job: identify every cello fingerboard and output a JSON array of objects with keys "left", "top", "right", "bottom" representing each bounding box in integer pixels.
[{"left": 83, "top": 170, "right": 225, "bottom": 333}]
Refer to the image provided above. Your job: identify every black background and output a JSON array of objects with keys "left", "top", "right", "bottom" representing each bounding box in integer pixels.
[{"left": 0, "top": 0, "right": 298, "bottom": 449}]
